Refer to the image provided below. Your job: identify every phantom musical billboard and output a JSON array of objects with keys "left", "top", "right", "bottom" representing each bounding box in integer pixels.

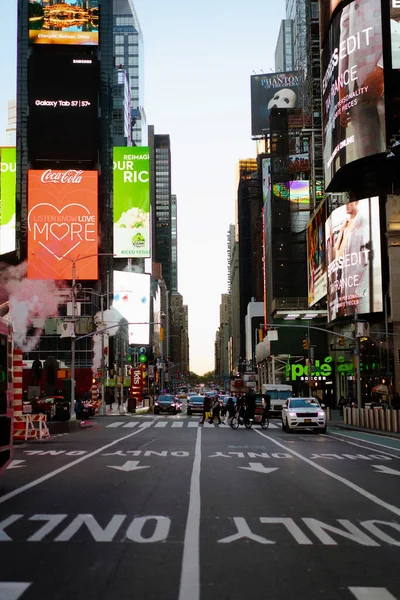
[
  {"left": 307, "top": 201, "right": 327, "bottom": 307},
  {"left": 112, "top": 271, "right": 151, "bottom": 345},
  {"left": 322, "top": 0, "right": 386, "bottom": 188},
  {"left": 251, "top": 72, "right": 300, "bottom": 137},
  {"left": 113, "top": 147, "right": 150, "bottom": 258},
  {"left": 325, "top": 197, "right": 382, "bottom": 322},
  {"left": 0, "top": 147, "right": 16, "bottom": 255},
  {"left": 27, "top": 169, "right": 98, "bottom": 280},
  {"left": 28, "top": 0, "right": 99, "bottom": 46}
]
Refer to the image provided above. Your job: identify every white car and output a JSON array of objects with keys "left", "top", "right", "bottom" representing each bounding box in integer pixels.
[{"left": 281, "top": 397, "right": 327, "bottom": 433}]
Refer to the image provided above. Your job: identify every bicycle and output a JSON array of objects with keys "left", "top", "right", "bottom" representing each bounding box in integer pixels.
[{"left": 230, "top": 408, "right": 253, "bottom": 430}]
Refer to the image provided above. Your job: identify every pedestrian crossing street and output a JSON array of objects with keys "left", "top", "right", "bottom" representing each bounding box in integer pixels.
[{"left": 105, "top": 419, "right": 280, "bottom": 430}]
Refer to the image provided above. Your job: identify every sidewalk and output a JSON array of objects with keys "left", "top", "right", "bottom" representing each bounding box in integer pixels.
[{"left": 329, "top": 409, "right": 400, "bottom": 439}]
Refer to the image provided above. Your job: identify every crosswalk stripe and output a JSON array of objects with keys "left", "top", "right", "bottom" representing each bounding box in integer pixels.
[
  {"left": 172, "top": 422, "right": 184, "bottom": 427},
  {"left": 105, "top": 420, "right": 280, "bottom": 430},
  {"left": 106, "top": 422, "right": 125, "bottom": 428},
  {"left": 155, "top": 422, "right": 168, "bottom": 428},
  {"left": 122, "top": 422, "right": 138, "bottom": 428},
  {"left": 187, "top": 422, "right": 199, "bottom": 427}
]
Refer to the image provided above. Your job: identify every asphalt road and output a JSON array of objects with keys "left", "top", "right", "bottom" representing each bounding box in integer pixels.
[{"left": 1, "top": 410, "right": 400, "bottom": 600}]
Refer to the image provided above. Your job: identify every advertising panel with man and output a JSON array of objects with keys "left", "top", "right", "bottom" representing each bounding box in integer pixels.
[
  {"left": 27, "top": 170, "right": 98, "bottom": 280},
  {"left": 325, "top": 197, "right": 382, "bottom": 322},
  {"left": 322, "top": 0, "right": 386, "bottom": 189},
  {"left": 113, "top": 147, "right": 150, "bottom": 258},
  {"left": 28, "top": 0, "right": 99, "bottom": 46},
  {"left": 250, "top": 72, "right": 300, "bottom": 137},
  {"left": 307, "top": 201, "right": 327, "bottom": 307},
  {"left": 0, "top": 147, "right": 16, "bottom": 255}
]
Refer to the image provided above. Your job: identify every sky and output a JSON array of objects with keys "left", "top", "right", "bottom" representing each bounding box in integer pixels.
[{"left": 0, "top": 0, "right": 286, "bottom": 375}]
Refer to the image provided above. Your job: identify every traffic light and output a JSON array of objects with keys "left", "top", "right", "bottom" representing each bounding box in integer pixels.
[
  {"left": 302, "top": 338, "right": 309, "bottom": 351},
  {"left": 139, "top": 347, "right": 147, "bottom": 363}
]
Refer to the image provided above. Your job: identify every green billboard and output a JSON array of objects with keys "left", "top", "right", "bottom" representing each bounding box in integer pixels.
[
  {"left": 113, "top": 147, "right": 150, "bottom": 258},
  {"left": 0, "top": 147, "right": 16, "bottom": 255}
]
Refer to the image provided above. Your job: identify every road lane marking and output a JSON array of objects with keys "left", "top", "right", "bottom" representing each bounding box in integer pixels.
[
  {"left": 0, "top": 582, "right": 32, "bottom": 600},
  {"left": 154, "top": 422, "right": 168, "bottom": 428},
  {"left": 326, "top": 434, "right": 400, "bottom": 460},
  {"left": 178, "top": 427, "right": 201, "bottom": 600},
  {"left": 6, "top": 461, "right": 26, "bottom": 470},
  {"left": 0, "top": 428, "right": 150, "bottom": 506},
  {"left": 187, "top": 422, "right": 199, "bottom": 427},
  {"left": 372, "top": 465, "right": 400, "bottom": 476},
  {"left": 108, "top": 461, "right": 150, "bottom": 472},
  {"left": 349, "top": 588, "right": 398, "bottom": 600},
  {"left": 172, "top": 422, "right": 184, "bottom": 428},
  {"left": 122, "top": 422, "right": 138, "bottom": 428},
  {"left": 329, "top": 431, "right": 400, "bottom": 455},
  {"left": 238, "top": 463, "right": 279, "bottom": 474},
  {"left": 254, "top": 429, "right": 400, "bottom": 518}
]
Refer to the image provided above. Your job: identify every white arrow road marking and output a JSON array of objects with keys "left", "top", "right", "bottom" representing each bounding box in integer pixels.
[
  {"left": 0, "top": 582, "right": 32, "bottom": 600},
  {"left": 238, "top": 462, "right": 279, "bottom": 474},
  {"left": 108, "top": 461, "right": 150, "bottom": 472},
  {"left": 372, "top": 465, "right": 400, "bottom": 476},
  {"left": 6, "top": 460, "right": 26, "bottom": 470},
  {"left": 349, "top": 587, "right": 398, "bottom": 600}
]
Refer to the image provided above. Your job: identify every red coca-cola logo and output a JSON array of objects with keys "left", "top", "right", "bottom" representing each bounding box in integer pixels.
[{"left": 40, "top": 169, "right": 84, "bottom": 184}]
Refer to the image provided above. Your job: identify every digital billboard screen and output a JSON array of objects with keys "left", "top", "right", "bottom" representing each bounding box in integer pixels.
[
  {"left": 27, "top": 169, "right": 98, "bottom": 280},
  {"left": 325, "top": 197, "right": 382, "bottom": 322},
  {"left": 307, "top": 201, "right": 327, "bottom": 307},
  {"left": 29, "top": 1, "right": 99, "bottom": 46},
  {"left": 0, "top": 147, "right": 16, "bottom": 255},
  {"left": 262, "top": 158, "right": 271, "bottom": 202},
  {"left": 272, "top": 180, "right": 310, "bottom": 211},
  {"left": 322, "top": 0, "right": 386, "bottom": 189},
  {"left": 28, "top": 53, "right": 99, "bottom": 162},
  {"left": 250, "top": 72, "right": 300, "bottom": 137},
  {"left": 113, "top": 147, "right": 150, "bottom": 258},
  {"left": 390, "top": 1, "right": 400, "bottom": 69},
  {"left": 112, "top": 271, "right": 151, "bottom": 345}
]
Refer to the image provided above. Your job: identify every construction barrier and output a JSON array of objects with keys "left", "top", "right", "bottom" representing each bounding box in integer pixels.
[
  {"left": 343, "top": 407, "right": 400, "bottom": 433},
  {"left": 13, "top": 414, "right": 50, "bottom": 441}
]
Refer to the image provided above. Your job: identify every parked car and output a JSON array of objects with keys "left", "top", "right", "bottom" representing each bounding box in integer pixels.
[
  {"left": 154, "top": 394, "right": 177, "bottom": 415},
  {"left": 186, "top": 395, "right": 204, "bottom": 416},
  {"left": 281, "top": 397, "right": 327, "bottom": 433}
]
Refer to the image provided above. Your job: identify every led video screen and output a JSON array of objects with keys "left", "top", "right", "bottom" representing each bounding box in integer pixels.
[
  {"left": 29, "top": 1, "right": 99, "bottom": 46},
  {"left": 28, "top": 53, "right": 99, "bottom": 162}
]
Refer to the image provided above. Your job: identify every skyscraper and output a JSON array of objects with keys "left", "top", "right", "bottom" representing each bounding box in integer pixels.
[
  {"left": 171, "top": 194, "right": 178, "bottom": 292},
  {"left": 274, "top": 19, "right": 294, "bottom": 72},
  {"left": 113, "top": 0, "right": 146, "bottom": 145}
]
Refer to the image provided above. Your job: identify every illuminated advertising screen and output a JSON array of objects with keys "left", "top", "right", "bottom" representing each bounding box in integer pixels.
[
  {"left": 0, "top": 147, "right": 16, "bottom": 255},
  {"left": 288, "top": 153, "right": 309, "bottom": 173},
  {"left": 319, "top": 0, "right": 348, "bottom": 46},
  {"left": 322, "top": 0, "right": 386, "bottom": 189},
  {"left": 390, "top": 0, "right": 400, "bottom": 68},
  {"left": 27, "top": 169, "right": 98, "bottom": 280},
  {"left": 261, "top": 158, "right": 271, "bottom": 202},
  {"left": 112, "top": 271, "right": 151, "bottom": 345},
  {"left": 307, "top": 201, "right": 327, "bottom": 307},
  {"left": 250, "top": 72, "right": 300, "bottom": 137},
  {"left": 28, "top": 53, "right": 99, "bottom": 162},
  {"left": 113, "top": 147, "right": 150, "bottom": 258},
  {"left": 29, "top": 1, "right": 99, "bottom": 46},
  {"left": 272, "top": 180, "right": 310, "bottom": 211},
  {"left": 325, "top": 197, "right": 382, "bottom": 322}
]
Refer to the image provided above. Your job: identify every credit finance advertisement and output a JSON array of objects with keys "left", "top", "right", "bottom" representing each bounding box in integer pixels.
[
  {"left": 322, "top": 0, "right": 386, "bottom": 188},
  {"left": 325, "top": 197, "right": 382, "bottom": 322},
  {"left": 28, "top": 1, "right": 99, "bottom": 46},
  {"left": 250, "top": 72, "right": 300, "bottom": 137},
  {"left": 307, "top": 201, "right": 327, "bottom": 307},
  {"left": 0, "top": 147, "right": 16, "bottom": 255},
  {"left": 390, "top": 0, "right": 400, "bottom": 68},
  {"left": 113, "top": 147, "right": 150, "bottom": 258},
  {"left": 27, "top": 170, "right": 98, "bottom": 280},
  {"left": 112, "top": 271, "right": 150, "bottom": 345},
  {"left": 28, "top": 54, "right": 99, "bottom": 162}
]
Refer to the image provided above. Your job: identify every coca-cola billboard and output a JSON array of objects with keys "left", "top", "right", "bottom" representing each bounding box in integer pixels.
[
  {"left": 27, "top": 170, "right": 98, "bottom": 280},
  {"left": 28, "top": 53, "right": 99, "bottom": 162}
]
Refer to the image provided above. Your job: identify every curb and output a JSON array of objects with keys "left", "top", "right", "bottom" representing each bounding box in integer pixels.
[{"left": 333, "top": 423, "right": 400, "bottom": 439}]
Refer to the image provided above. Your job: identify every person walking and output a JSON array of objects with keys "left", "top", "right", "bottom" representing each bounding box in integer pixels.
[
  {"left": 262, "top": 393, "right": 271, "bottom": 426},
  {"left": 210, "top": 396, "right": 222, "bottom": 425},
  {"left": 226, "top": 397, "right": 236, "bottom": 426},
  {"left": 338, "top": 395, "right": 346, "bottom": 418},
  {"left": 199, "top": 395, "right": 212, "bottom": 425}
]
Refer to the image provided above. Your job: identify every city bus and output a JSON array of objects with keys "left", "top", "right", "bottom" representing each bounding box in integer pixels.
[{"left": 0, "top": 318, "right": 13, "bottom": 474}]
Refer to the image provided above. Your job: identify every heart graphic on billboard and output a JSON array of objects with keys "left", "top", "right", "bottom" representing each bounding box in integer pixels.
[{"left": 28, "top": 202, "right": 97, "bottom": 261}]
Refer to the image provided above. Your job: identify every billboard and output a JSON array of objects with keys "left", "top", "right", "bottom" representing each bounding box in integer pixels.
[
  {"left": 325, "top": 197, "right": 382, "bottom": 322},
  {"left": 28, "top": 53, "right": 99, "bottom": 162},
  {"left": 113, "top": 147, "right": 150, "bottom": 258},
  {"left": 250, "top": 72, "right": 300, "bottom": 137},
  {"left": 27, "top": 170, "right": 98, "bottom": 280},
  {"left": 0, "top": 147, "right": 16, "bottom": 255},
  {"left": 112, "top": 271, "right": 151, "bottom": 345},
  {"left": 289, "top": 153, "right": 309, "bottom": 173},
  {"left": 261, "top": 158, "right": 271, "bottom": 202},
  {"left": 322, "top": 0, "right": 386, "bottom": 188},
  {"left": 28, "top": 1, "right": 99, "bottom": 46},
  {"left": 307, "top": 201, "right": 327, "bottom": 307},
  {"left": 272, "top": 180, "right": 310, "bottom": 211},
  {"left": 390, "top": 0, "right": 400, "bottom": 68}
]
